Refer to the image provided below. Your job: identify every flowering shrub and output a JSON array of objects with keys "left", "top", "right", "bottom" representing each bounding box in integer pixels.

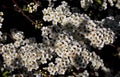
[{"left": 0, "top": 0, "right": 120, "bottom": 77}]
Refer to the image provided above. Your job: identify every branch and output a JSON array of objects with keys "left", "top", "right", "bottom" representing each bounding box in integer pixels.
[{"left": 12, "top": 0, "right": 36, "bottom": 25}]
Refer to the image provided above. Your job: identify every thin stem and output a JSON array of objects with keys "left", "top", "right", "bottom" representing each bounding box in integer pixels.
[
  {"left": 12, "top": 0, "right": 36, "bottom": 25},
  {"left": 21, "top": 11, "right": 36, "bottom": 25}
]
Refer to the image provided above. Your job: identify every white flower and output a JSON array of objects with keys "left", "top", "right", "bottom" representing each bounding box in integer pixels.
[
  {"left": 55, "top": 7, "right": 63, "bottom": 14},
  {"left": 2, "top": 53, "right": 12, "bottom": 66},
  {"left": 73, "top": 21, "right": 80, "bottom": 27},
  {"left": 43, "top": 15, "right": 51, "bottom": 21},
  {"left": 52, "top": 20, "right": 58, "bottom": 25},
  {"left": 33, "top": 2, "right": 40, "bottom": 11},
  {"left": 42, "top": 8, "right": 48, "bottom": 15},
  {"left": 58, "top": 68, "right": 66, "bottom": 75},
  {"left": 47, "top": 66, "right": 56, "bottom": 75},
  {"left": 48, "top": 62, "right": 55, "bottom": 67},
  {"left": 61, "top": 1, "right": 68, "bottom": 6},
  {"left": 41, "top": 26, "right": 50, "bottom": 36},
  {"left": 108, "top": 0, "right": 114, "bottom": 6},
  {"left": 27, "top": 66, "right": 33, "bottom": 71},
  {"left": 11, "top": 53, "right": 18, "bottom": 59},
  {"left": 47, "top": 7, "right": 53, "bottom": 13},
  {"left": 55, "top": 58, "right": 62, "bottom": 63},
  {"left": 41, "top": 57, "right": 47, "bottom": 64},
  {"left": 62, "top": 52, "right": 69, "bottom": 58},
  {"left": 61, "top": 18, "right": 69, "bottom": 26},
  {"left": 32, "top": 62, "right": 39, "bottom": 70},
  {"left": 14, "top": 41, "right": 21, "bottom": 48},
  {"left": 102, "top": 2, "right": 107, "bottom": 10},
  {"left": 56, "top": 62, "right": 62, "bottom": 68}
]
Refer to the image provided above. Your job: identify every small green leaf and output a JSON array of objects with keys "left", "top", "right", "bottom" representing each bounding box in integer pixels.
[
  {"left": 95, "top": 0, "right": 102, "bottom": 5},
  {"left": 23, "top": 5, "right": 28, "bottom": 11},
  {"left": 2, "top": 71, "right": 9, "bottom": 77}
]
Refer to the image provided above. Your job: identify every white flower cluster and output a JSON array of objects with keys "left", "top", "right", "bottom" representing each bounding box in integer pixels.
[
  {"left": 84, "top": 20, "right": 115, "bottom": 49},
  {"left": 0, "top": 26, "right": 105, "bottom": 75},
  {"left": 101, "top": 0, "right": 115, "bottom": 10},
  {"left": 0, "top": 12, "right": 4, "bottom": 40},
  {"left": 2, "top": 30, "right": 40, "bottom": 71},
  {"left": 43, "top": 1, "right": 116, "bottom": 49},
  {"left": 2, "top": 43, "right": 17, "bottom": 68},
  {"left": 43, "top": 1, "right": 72, "bottom": 25},
  {"left": 79, "top": 0, "right": 120, "bottom": 10},
  {"left": 89, "top": 52, "right": 104, "bottom": 70},
  {"left": 27, "top": 1, "right": 40, "bottom": 13},
  {"left": 41, "top": 26, "right": 83, "bottom": 74},
  {"left": 41, "top": 24, "right": 105, "bottom": 75},
  {"left": 0, "top": 1, "right": 119, "bottom": 76},
  {"left": 2, "top": 29, "right": 60, "bottom": 72},
  {"left": 41, "top": 1, "right": 120, "bottom": 75},
  {"left": 108, "top": 0, "right": 120, "bottom": 9}
]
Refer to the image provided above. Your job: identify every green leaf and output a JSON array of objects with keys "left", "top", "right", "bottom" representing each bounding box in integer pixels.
[
  {"left": 2, "top": 71, "right": 9, "bottom": 77},
  {"left": 95, "top": 0, "right": 102, "bottom": 5},
  {"left": 23, "top": 5, "right": 28, "bottom": 11}
]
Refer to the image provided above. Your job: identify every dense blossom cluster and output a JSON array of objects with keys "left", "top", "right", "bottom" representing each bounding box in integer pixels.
[
  {"left": 0, "top": 0, "right": 120, "bottom": 77},
  {"left": 84, "top": 20, "right": 115, "bottom": 49},
  {"left": 41, "top": 25, "right": 105, "bottom": 75},
  {"left": 47, "top": 0, "right": 120, "bottom": 10},
  {"left": 1, "top": 30, "right": 54, "bottom": 71},
  {"left": 80, "top": 0, "right": 120, "bottom": 10},
  {"left": 1, "top": 26, "right": 105, "bottom": 75},
  {"left": 43, "top": 1, "right": 116, "bottom": 49},
  {"left": 41, "top": 1, "right": 119, "bottom": 75}
]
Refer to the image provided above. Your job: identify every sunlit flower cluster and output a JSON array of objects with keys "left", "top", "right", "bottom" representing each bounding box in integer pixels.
[
  {"left": 41, "top": 1, "right": 120, "bottom": 75},
  {"left": 40, "top": 24, "right": 105, "bottom": 75},
  {"left": 43, "top": 1, "right": 72, "bottom": 25},
  {"left": 27, "top": 1, "right": 40, "bottom": 13},
  {"left": 1, "top": 30, "right": 52, "bottom": 71},
  {"left": 84, "top": 20, "right": 115, "bottom": 49},
  {"left": 43, "top": 1, "right": 117, "bottom": 49},
  {"left": 0, "top": 24, "right": 105, "bottom": 75},
  {"left": 0, "top": 0, "right": 120, "bottom": 77},
  {"left": 0, "top": 30, "right": 47, "bottom": 72}
]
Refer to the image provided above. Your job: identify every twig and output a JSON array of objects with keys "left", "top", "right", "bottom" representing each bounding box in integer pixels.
[{"left": 12, "top": 0, "right": 36, "bottom": 25}]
